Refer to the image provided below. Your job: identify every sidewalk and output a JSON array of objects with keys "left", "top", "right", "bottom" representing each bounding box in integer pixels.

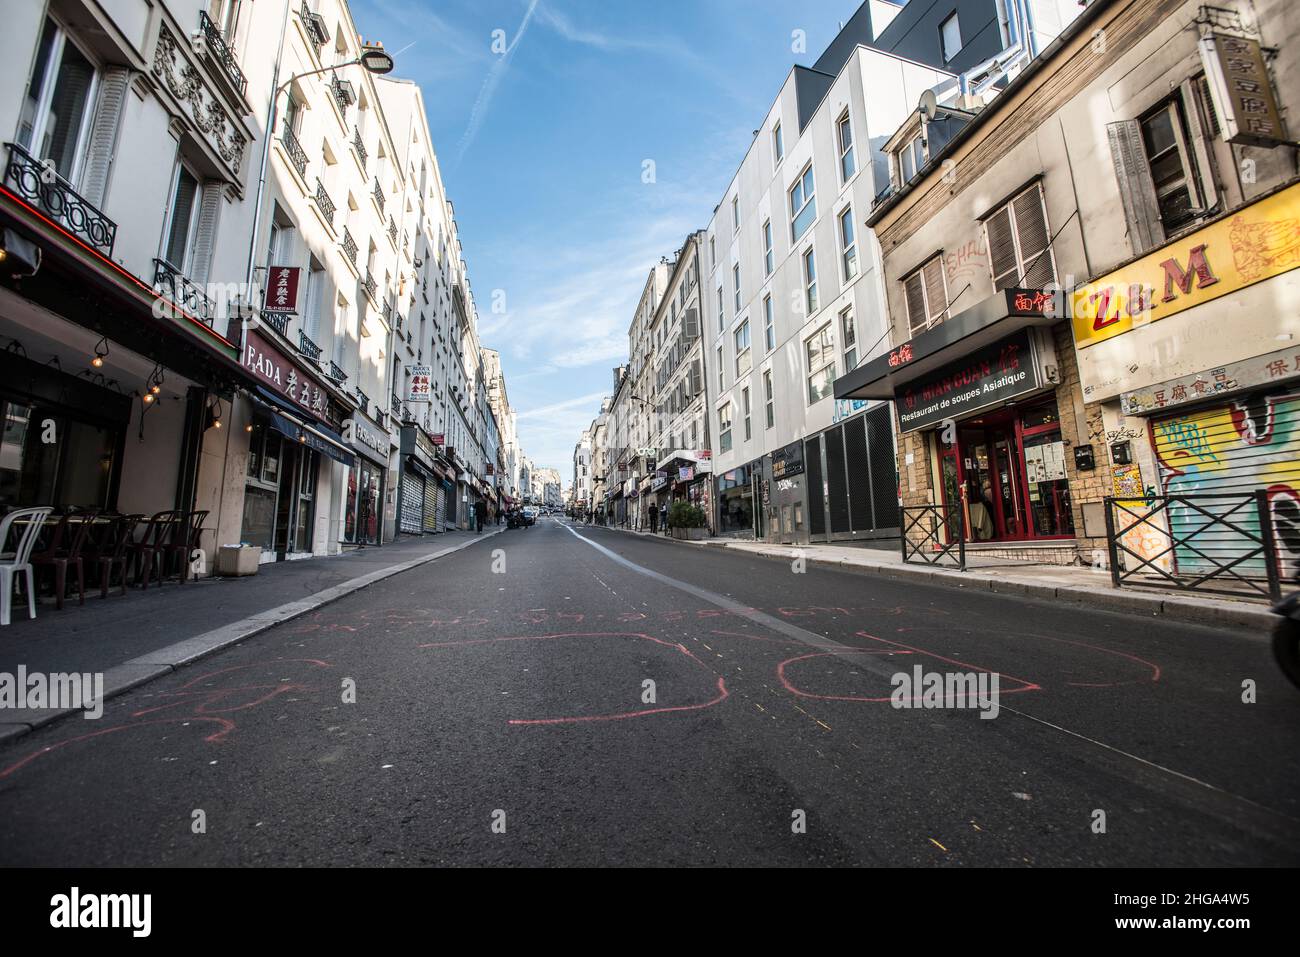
[
  {"left": 600, "top": 525, "right": 1273, "bottom": 632},
  {"left": 0, "top": 527, "right": 503, "bottom": 741}
]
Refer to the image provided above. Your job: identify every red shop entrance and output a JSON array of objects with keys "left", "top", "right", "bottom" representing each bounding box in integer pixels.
[{"left": 935, "top": 398, "right": 1074, "bottom": 542}]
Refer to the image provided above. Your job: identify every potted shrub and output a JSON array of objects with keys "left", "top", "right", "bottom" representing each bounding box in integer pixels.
[{"left": 668, "top": 501, "right": 709, "bottom": 540}]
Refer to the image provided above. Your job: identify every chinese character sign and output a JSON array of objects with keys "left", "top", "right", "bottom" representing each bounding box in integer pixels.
[
  {"left": 262, "top": 266, "right": 301, "bottom": 315},
  {"left": 1200, "top": 34, "right": 1286, "bottom": 147},
  {"left": 408, "top": 365, "right": 432, "bottom": 403}
]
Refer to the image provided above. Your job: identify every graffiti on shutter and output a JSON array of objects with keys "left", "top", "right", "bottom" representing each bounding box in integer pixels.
[{"left": 1152, "top": 391, "right": 1300, "bottom": 583}]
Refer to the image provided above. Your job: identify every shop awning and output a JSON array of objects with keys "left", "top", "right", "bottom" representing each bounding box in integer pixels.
[
  {"left": 834, "top": 288, "right": 1060, "bottom": 401},
  {"left": 406, "top": 454, "right": 436, "bottom": 479},
  {"left": 250, "top": 389, "right": 355, "bottom": 467}
]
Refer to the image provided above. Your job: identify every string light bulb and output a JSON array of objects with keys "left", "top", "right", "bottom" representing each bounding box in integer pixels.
[{"left": 91, "top": 336, "right": 109, "bottom": 368}]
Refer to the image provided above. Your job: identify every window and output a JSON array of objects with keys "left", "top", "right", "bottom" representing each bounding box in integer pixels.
[
  {"left": 303, "top": 259, "right": 327, "bottom": 341},
  {"left": 897, "top": 132, "right": 925, "bottom": 185},
  {"left": 735, "top": 319, "right": 751, "bottom": 376},
  {"left": 763, "top": 294, "right": 774, "bottom": 352},
  {"left": 733, "top": 264, "right": 741, "bottom": 312},
  {"left": 717, "top": 345, "right": 724, "bottom": 391},
  {"left": 742, "top": 387, "right": 752, "bottom": 441},
  {"left": 790, "top": 163, "right": 816, "bottom": 241},
  {"left": 717, "top": 284, "right": 725, "bottom": 331},
  {"left": 1140, "top": 99, "right": 1203, "bottom": 231},
  {"left": 719, "top": 402, "right": 733, "bottom": 453},
  {"left": 984, "top": 183, "right": 1054, "bottom": 290},
  {"left": 802, "top": 247, "right": 819, "bottom": 315},
  {"left": 732, "top": 195, "right": 740, "bottom": 233},
  {"left": 162, "top": 163, "right": 203, "bottom": 273},
  {"left": 17, "top": 17, "right": 98, "bottom": 184},
  {"left": 710, "top": 235, "right": 715, "bottom": 269},
  {"left": 837, "top": 112, "right": 855, "bottom": 182},
  {"left": 839, "top": 207, "right": 858, "bottom": 281},
  {"left": 805, "top": 323, "right": 835, "bottom": 404},
  {"left": 902, "top": 255, "right": 949, "bottom": 334},
  {"left": 940, "top": 12, "right": 962, "bottom": 62},
  {"left": 763, "top": 219, "right": 773, "bottom": 276},
  {"left": 840, "top": 306, "right": 857, "bottom": 370},
  {"left": 773, "top": 122, "right": 784, "bottom": 165},
  {"left": 763, "top": 370, "right": 775, "bottom": 429}
]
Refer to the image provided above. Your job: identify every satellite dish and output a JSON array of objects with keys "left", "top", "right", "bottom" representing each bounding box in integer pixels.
[{"left": 918, "top": 88, "right": 939, "bottom": 121}]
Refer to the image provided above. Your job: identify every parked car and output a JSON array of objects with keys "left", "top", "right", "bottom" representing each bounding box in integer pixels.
[{"left": 521, "top": 506, "right": 537, "bottom": 526}]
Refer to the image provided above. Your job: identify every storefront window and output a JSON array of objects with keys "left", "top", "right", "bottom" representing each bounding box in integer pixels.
[
  {"left": 242, "top": 419, "right": 282, "bottom": 553},
  {"left": 0, "top": 399, "right": 116, "bottom": 511},
  {"left": 294, "top": 449, "right": 318, "bottom": 553}
]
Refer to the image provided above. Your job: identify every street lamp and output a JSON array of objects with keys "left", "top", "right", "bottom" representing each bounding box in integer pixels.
[{"left": 242, "top": 40, "right": 398, "bottom": 344}]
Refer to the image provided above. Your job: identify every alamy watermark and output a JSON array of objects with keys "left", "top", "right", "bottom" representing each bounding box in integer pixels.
[
  {"left": 0, "top": 667, "right": 104, "bottom": 719},
  {"left": 890, "top": 666, "right": 1000, "bottom": 719}
]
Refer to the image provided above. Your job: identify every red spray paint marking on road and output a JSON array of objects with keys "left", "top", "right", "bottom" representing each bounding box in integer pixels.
[
  {"left": 0, "top": 659, "right": 332, "bottom": 779},
  {"left": 420, "top": 632, "right": 730, "bottom": 725},
  {"left": 775, "top": 631, "right": 1042, "bottom": 704},
  {"left": 1004, "top": 631, "right": 1161, "bottom": 687}
]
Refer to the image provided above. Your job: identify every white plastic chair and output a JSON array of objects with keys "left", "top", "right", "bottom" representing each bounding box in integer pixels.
[{"left": 0, "top": 507, "right": 53, "bottom": 626}]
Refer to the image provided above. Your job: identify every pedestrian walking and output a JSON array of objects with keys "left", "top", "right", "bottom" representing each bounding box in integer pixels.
[
  {"left": 649, "top": 502, "right": 659, "bottom": 534},
  {"left": 476, "top": 502, "right": 485, "bottom": 534}
]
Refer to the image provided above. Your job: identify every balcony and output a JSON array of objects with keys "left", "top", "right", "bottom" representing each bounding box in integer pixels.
[
  {"left": 4, "top": 142, "right": 117, "bottom": 257},
  {"left": 300, "top": 1, "right": 328, "bottom": 50},
  {"left": 327, "top": 360, "right": 348, "bottom": 385},
  {"left": 352, "top": 126, "right": 367, "bottom": 171},
  {"left": 372, "top": 178, "right": 385, "bottom": 214},
  {"left": 153, "top": 259, "right": 218, "bottom": 328},
  {"left": 262, "top": 311, "right": 290, "bottom": 337},
  {"left": 281, "top": 127, "right": 307, "bottom": 180},
  {"left": 355, "top": 386, "right": 369, "bottom": 415},
  {"left": 329, "top": 75, "right": 355, "bottom": 114},
  {"left": 313, "top": 178, "right": 336, "bottom": 226},
  {"left": 387, "top": 216, "right": 397, "bottom": 245},
  {"left": 340, "top": 227, "right": 358, "bottom": 264},
  {"left": 382, "top": 299, "right": 393, "bottom": 324},
  {"left": 363, "top": 271, "right": 378, "bottom": 303},
  {"left": 198, "top": 11, "right": 248, "bottom": 98},
  {"left": 391, "top": 392, "right": 404, "bottom": 420},
  {"left": 297, "top": 331, "right": 322, "bottom": 361}
]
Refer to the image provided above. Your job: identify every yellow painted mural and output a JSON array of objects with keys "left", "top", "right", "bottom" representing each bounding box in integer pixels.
[{"left": 1072, "top": 182, "right": 1300, "bottom": 348}]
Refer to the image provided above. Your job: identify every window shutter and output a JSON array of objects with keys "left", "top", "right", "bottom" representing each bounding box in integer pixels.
[
  {"left": 691, "top": 358, "right": 702, "bottom": 397},
  {"left": 190, "top": 178, "right": 224, "bottom": 285},
  {"left": 81, "top": 67, "right": 129, "bottom": 208},
  {"left": 1013, "top": 188, "right": 1054, "bottom": 288},
  {"left": 683, "top": 307, "right": 699, "bottom": 341},
  {"left": 904, "top": 272, "right": 928, "bottom": 334},
  {"left": 1106, "top": 120, "right": 1166, "bottom": 255},
  {"left": 985, "top": 206, "right": 1019, "bottom": 290},
  {"left": 922, "top": 257, "right": 948, "bottom": 325}
]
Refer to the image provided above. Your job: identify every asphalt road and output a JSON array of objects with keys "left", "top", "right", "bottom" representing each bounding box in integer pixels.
[{"left": 2, "top": 516, "right": 1298, "bottom": 866}]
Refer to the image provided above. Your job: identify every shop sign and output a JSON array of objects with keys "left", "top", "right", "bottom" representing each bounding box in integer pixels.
[
  {"left": 897, "top": 330, "right": 1040, "bottom": 433},
  {"left": 771, "top": 440, "right": 805, "bottom": 480},
  {"left": 242, "top": 329, "right": 332, "bottom": 423},
  {"left": 262, "top": 266, "right": 301, "bottom": 314},
  {"left": 431, "top": 433, "right": 445, "bottom": 445},
  {"left": 1072, "top": 181, "right": 1300, "bottom": 349},
  {"left": 344, "top": 416, "right": 387, "bottom": 464},
  {"left": 651, "top": 470, "right": 668, "bottom": 491},
  {"left": 413, "top": 430, "right": 437, "bottom": 467},
  {"left": 407, "top": 365, "right": 432, "bottom": 402},
  {"left": 1121, "top": 343, "right": 1300, "bottom": 415},
  {"left": 679, "top": 466, "right": 695, "bottom": 482},
  {"left": 1200, "top": 33, "right": 1286, "bottom": 148}
]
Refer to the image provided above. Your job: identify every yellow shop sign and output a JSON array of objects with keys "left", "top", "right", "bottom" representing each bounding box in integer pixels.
[{"left": 1072, "top": 182, "right": 1300, "bottom": 348}]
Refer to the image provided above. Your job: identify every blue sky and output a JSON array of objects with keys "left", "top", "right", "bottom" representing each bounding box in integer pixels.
[{"left": 350, "top": 0, "right": 866, "bottom": 475}]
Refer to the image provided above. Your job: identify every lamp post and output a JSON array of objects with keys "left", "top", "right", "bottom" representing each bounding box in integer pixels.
[{"left": 242, "top": 42, "right": 396, "bottom": 348}]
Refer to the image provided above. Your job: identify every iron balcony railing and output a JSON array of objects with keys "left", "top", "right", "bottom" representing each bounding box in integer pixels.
[
  {"left": 382, "top": 299, "right": 393, "bottom": 323},
  {"left": 391, "top": 392, "right": 404, "bottom": 420},
  {"left": 900, "top": 502, "right": 965, "bottom": 570},
  {"left": 387, "top": 216, "right": 397, "bottom": 245},
  {"left": 355, "top": 386, "right": 369, "bottom": 415},
  {"left": 327, "top": 360, "right": 348, "bottom": 384},
  {"left": 300, "top": 0, "right": 328, "bottom": 50},
  {"left": 340, "top": 227, "right": 358, "bottom": 264},
  {"left": 4, "top": 142, "right": 117, "bottom": 256},
  {"left": 198, "top": 11, "right": 248, "bottom": 98},
  {"left": 281, "top": 126, "right": 307, "bottom": 179},
  {"left": 153, "top": 259, "right": 216, "bottom": 328},
  {"left": 262, "top": 311, "right": 289, "bottom": 337},
  {"left": 352, "top": 126, "right": 367, "bottom": 171},
  {"left": 1104, "top": 492, "right": 1282, "bottom": 602},
  {"left": 372, "top": 177, "right": 385, "bottom": 214},
  {"left": 297, "top": 331, "right": 322, "bottom": 361},
  {"left": 363, "top": 271, "right": 378, "bottom": 303},
  {"left": 329, "top": 75, "right": 355, "bottom": 114},
  {"left": 313, "top": 178, "right": 336, "bottom": 226}
]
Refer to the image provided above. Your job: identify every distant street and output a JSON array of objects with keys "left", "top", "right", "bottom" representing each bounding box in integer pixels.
[{"left": 1, "top": 516, "right": 1297, "bottom": 867}]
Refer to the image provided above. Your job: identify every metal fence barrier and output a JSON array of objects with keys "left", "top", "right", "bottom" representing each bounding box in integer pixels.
[
  {"left": 900, "top": 503, "right": 965, "bottom": 570},
  {"left": 1104, "top": 491, "right": 1281, "bottom": 602}
]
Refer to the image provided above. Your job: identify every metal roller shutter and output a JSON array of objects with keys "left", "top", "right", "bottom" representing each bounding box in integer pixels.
[
  {"left": 805, "top": 435, "right": 825, "bottom": 537},
  {"left": 826, "top": 426, "right": 850, "bottom": 534},
  {"left": 866, "top": 405, "right": 898, "bottom": 532},
  {"left": 846, "top": 416, "right": 873, "bottom": 531}
]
